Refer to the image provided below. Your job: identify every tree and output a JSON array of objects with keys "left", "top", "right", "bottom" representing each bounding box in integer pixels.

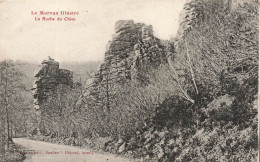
[
  {"left": 37, "top": 83, "right": 83, "bottom": 138},
  {"left": 170, "top": 0, "right": 258, "bottom": 106},
  {"left": 0, "top": 60, "right": 23, "bottom": 149}
]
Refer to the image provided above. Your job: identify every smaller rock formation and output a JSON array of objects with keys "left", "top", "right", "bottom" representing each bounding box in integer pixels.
[{"left": 32, "top": 57, "right": 73, "bottom": 110}]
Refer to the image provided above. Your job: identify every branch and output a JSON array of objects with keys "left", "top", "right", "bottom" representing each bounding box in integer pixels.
[
  {"left": 185, "top": 41, "right": 199, "bottom": 95},
  {"left": 167, "top": 56, "right": 195, "bottom": 104}
]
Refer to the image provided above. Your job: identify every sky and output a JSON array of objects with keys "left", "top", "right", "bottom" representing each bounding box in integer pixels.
[{"left": 0, "top": 0, "right": 186, "bottom": 63}]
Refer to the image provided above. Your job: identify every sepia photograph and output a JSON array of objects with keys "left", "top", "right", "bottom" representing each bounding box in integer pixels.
[{"left": 0, "top": 0, "right": 258, "bottom": 161}]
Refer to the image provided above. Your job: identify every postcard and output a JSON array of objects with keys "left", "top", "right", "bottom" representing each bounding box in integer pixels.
[{"left": 0, "top": 0, "right": 258, "bottom": 161}]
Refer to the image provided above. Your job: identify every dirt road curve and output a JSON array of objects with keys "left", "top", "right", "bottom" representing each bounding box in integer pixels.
[{"left": 13, "top": 138, "right": 135, "bottom": 162}]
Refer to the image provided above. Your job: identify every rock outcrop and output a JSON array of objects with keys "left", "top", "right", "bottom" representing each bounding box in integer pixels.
[
  {"left": 32, "top": 57, "right": 73, "bottom": 110},
  {"left": 85, "top": 20, "right": 167, "bottom": 97}
]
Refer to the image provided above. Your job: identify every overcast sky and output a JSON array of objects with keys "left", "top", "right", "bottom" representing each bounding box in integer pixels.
[{"left": 0, "top": 0, "right": 185, "bottom": 63}]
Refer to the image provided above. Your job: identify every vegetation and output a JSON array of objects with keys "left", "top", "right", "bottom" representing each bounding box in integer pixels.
[
  {"left": 0, "top": 60, "right": 29, "bottom": 161},
  {"left": 1, "top": 0, "right": 258, "bottom": 161},
  {"left": 76, "top": 0, "right": 257, "bottom": 161}
]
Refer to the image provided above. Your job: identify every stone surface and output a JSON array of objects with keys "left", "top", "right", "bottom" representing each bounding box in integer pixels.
[
  {"left": 84, "top": 20, "right": 167, "bottom": 102},
  {"left": 32, "top": 57, "right": 73, "bottom": 109}
]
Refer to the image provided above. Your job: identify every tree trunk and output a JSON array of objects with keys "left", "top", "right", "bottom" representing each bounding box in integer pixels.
[
  {"left": 4, "top": 61, "right": 11, "bottom": 148},
  {"left": 5, "top": 103, "right": 10, "bottom": 148},
  {"left": 0, "top": 117, "right": 6, "bottom": 159},
  {"left": 14, "top": 124, "right": 17, "bottom": 138},
  {"left": 185, "top": 41, "right": 199, "bottom": 95}
]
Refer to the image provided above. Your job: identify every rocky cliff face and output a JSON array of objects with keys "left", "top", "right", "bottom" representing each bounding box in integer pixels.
[
  {"left": 32, "top": 57, "right": 73, "bottom": 109},
  {"left": 86, "top": 20, "right": 167, "bottom": 97}
]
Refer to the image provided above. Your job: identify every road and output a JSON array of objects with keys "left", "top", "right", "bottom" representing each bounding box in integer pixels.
[{"left": 13, "top": 138, "right": 136, "bottom": 162}]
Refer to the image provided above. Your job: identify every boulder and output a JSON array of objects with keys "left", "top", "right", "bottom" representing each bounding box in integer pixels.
[{"left": 118, "top": 142, "right": 126, "bottom": 153}]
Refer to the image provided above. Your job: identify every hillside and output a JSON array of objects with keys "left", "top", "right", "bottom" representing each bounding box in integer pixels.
[
  {"left": 1, "top": 0, "right": 258, "bottom": 161},
  {"left": 78, "top": 0, "right": 259, "bottom": 161}
]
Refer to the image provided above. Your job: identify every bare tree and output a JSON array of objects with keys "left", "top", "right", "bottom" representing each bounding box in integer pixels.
[{"left": 0, "top": 60, "right": 23, "bottom": 148}]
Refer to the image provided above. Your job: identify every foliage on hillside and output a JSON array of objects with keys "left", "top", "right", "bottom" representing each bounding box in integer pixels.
[
  {"left": 81, "top": 0, "right": 257, "bottom": 161},
  {"left": 26, "top": 0, "right": 258, "bottom": 161}
]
